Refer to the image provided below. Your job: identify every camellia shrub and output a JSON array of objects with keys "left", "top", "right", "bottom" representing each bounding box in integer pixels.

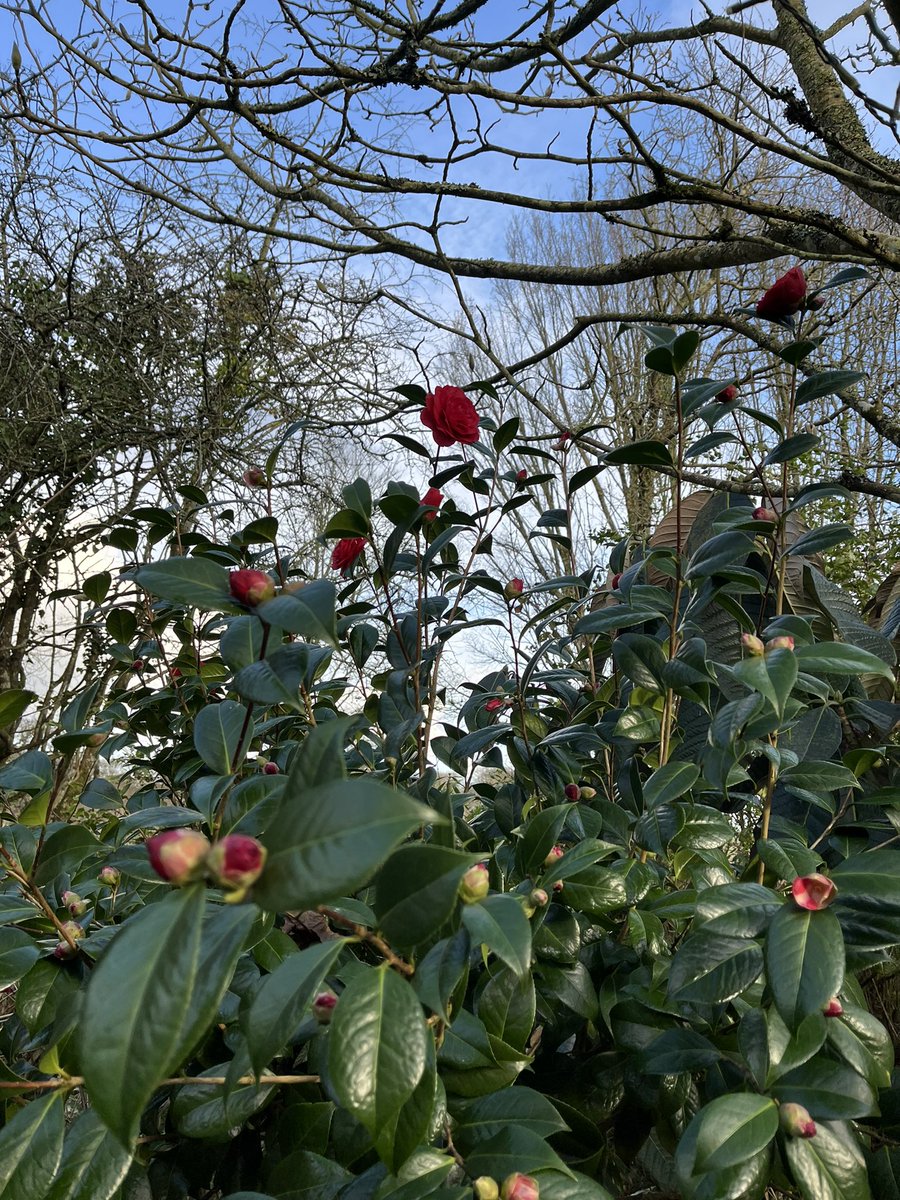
[{"left": 1, "top": 267, "right": 899, "bottom": 1200}]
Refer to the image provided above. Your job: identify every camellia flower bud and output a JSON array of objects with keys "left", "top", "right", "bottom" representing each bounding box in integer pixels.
[
  {"left": 553, "top": 880, "right": 564, "bottom": 893},
  {"left": 229, "top": 569, "right": 276, "bottom": 606},
  {"left": 170, "top": 667, "right": 183, "bottom": 680},
  {"left": 564, "top": 783, "right": 580, "bottom": 801},
  {"left": 741, "top": 632, "right": 765, "bottom": 656},
  {"left": 504, "top": 578, "right": 524, "bottom": 601},
  {"left": 552, "top": 431, "right": 571, "bottom": 451},
  {"left": 262, "top": 761, "right": 279, "bottom": 775},
  {"left": 756, "top": 266, "right": 807, "bottom": 321},
  {"left": 421, "top": 487, "right": 443, "bottom": 522},
  {"left": 808, "top": 295, "right": 826, "bottom": 311},
  {"left": 131, "top": 659, "right": 144, "bottom": 672},
  {"left": 767, "top": 635, "right": 795, "bottom": 652},
  {"left": 792, "top": 873, "right": 837, "bottom": 911},
  {"left": 515, "top": 468, "right": 528, "bottom": 484},
  {"left": 98, "top": 865, "right": 120, "bottom": 888},
  {"left": 779, "top": 1102, "right": 816, "bottom": 1139},
  {"left": 716, "top": 384, "right": 738, "bottom": 403},
  {"left": 459, "top": 863, "right": 490, "bottom": 904},
  {"left": 753, "top": 506, "right": 778, "bottom": 522},
  {"left": 61, "top": 891, "right": 87, "bottom": 918},
  {"left": 543, "top": 845, "right": 565, "bottom": 868},
  {"left": 53, "top": 920, "right": 85, "bottom": 960},
  {"left": 474, "top": 1178, "right": 500, "bottom": 1200},
  {"left": 242, "top": 466, "right": 267, "bottom": 488},
  {"left": 207, "top": 835, "right": 267, "bottom": 892},
  {"left": 580, "top": 786, "right": 597, "bottom": 799},
  {"left": 147, "top": 829, "right": 211, "bottom": 885},
  {"left": 610, "top": 572, "right": 622, "bottom": 590},
  {"left": 501, "top": 1174, "right": 540, "bottom": 1200},
  {"left": 529, "top": 888, "right": 549, "bottom": 908},
  {"left": 823, "top": 997, "right": 843, "bottom": 1017},
  {"left": 485, "top": 698, "right": 505, "bottom": 713},
  {"left": 312, "top": 991, "right": 338, "bottom": 1025}
]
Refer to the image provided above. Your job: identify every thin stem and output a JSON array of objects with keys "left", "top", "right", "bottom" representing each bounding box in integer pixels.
[
  {"left": 318, "top": 906, "right": 414, "bottom": 976},
  {"left": 0, "top": 1073, "right": 320, "bottom": 1093}
]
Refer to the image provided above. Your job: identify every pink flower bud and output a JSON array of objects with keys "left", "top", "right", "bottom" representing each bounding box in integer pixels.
[
  {"left": 741, "top": 632, "right": 765, "bottom": 656},
  {"left": 98, "top": 865, "right": 120, "bottom": 888},
  {"left": 564, "top": 784, "right": 580, "bottom": 801},
  {"left": 611, "top": 573, "right": 622, "bottom": 590},
  {"left": 516, "top": 469, "right": 528, "bottom": 483},
  {"left": 501, "top": 1174, "right": 540, "bottom": 1200},
  {"left": 485, "top": 698, "right": 505, "bottom": 713},
  {"left": 766, "top": 635, "right": 795, "bottom": 652},
  {"left": 229, "top": 569, "right": 276, "bottom": 606},
  {"left": 61, "top": 891, "right": 87, "bottom": 918},
  {"left": 131, "top": 659, "right": 144, "bottom": 672},
  {"left": 474, "top": 1179, "right": 500, "bottom": 1200},
  {"left": 504, "top": 578, "right": 524, "bottom": 600},
  {"left": 242, "top": 467, "right": 267, "bottom": 488},
  {"left": 753, "top": 506, "right": 778, "bottom": 522},
  {"left": 716, "top": 384, "right": 738, "bottom": 403},
  {"left": 543, "top": 845, "right": 565, "bottom": 868},
  {"left": 207, "top": 835, "right": 267, "bottom": 891},
  {"left": 824, "top": 997, "right": 843, "bottom": 1017},
  {"left": 147, "top": 829, "right": 211, "bottom": 885},
  {"left": 262, "top": 761, "right": 279, "bottom": 775},
  {"left": 459, "top": 863, "right": 490, "bottom": 904},
  {"left": 312, "top": 991, "right": 338, "bottom": 1024},
  {"left": 792, "top": 873, "right": 837, "bottom": 911},
  {"left": 529, "top": 888, "right": 549, "bottom": 908},
  {"left": 552, "top": 880, "right": 564, "bottom": 893},
  {"left": 780, "top": 1102, "right": 816, "bottom": 1139},
  {"left": 53, "top": 921, "right": 85, "bottom": 960}
]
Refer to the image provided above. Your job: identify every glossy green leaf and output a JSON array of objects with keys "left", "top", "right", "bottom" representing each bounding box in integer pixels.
[
  {"left": 0, "top": 927, "right": 40, "bottom": 988},
  {"left": 463, "top": 1126, "right": 572, "bottom": 1181},
  {"left": 766, "top": 906, "right": 844, "bottom": 1029},
  {"left": 254, "top": 779, "right": 434, "bottom": 912},
  {"left": 46, "top": 1110, "right": 133, "bottom": 1200},
  {"left": 668, "top": 932, "right": 764, "bottom": 1003},
  {"left": 136, "top": 557, "right": 231, "bottom": 609},
  {"left": 643, "top": 762, "right": 700, "bottom": 809},
  {"left": 0, "top": 1092, "right": 64, "bottom": 1200},
  {"left": 194, "top": 700, "right": 252, "bottom": 774},
  {"left": 328, "top": 967, "right": 429, "bottom": 1139},
  {"left": 0, "top": 689, "right": 36, "bottom": 729},
  {"left": 795, "top": 642, "right": 894, "bottom": 681},
  {"left": 461, "top": 894, "right": 532, "bottom": 976},
  {"left": 414, "top": 929, "right": 470, "bottom": 1022},
  {"left": 265, "top": 1150, "right": 351, "bottom": 1199},
  {"left": 772, "top": 1058, "right": 877, "bottom": 1118},
  {"left": 783, "top": 1120, "right": 873, "bottom": 1200},
  {"left": 694, "top": 1093, "right": 778, "bottom": 1172},
  {"left": 255, "top": 580, "right": 338, "bottom": 646},
  {"left": 451, "top": 1088, "right": 568, "bottom": 1153},
  {"left": 374, "top": 844, "right": 479, "bottom": 948}
]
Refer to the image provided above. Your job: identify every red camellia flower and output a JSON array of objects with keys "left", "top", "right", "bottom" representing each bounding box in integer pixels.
[
  {"left": 147, "top": 829, "right": 211, "bottom": 885},
  {"left": 420, "top": 385, "right": 480, "bottom": 447},
  {"left": 824, "top": 997, "right": 843, "bottom": 1017},
  {"left": 330, "top": 537, "right": 366, "bottom": 572},
  {"left": 780, "top": 1102, "right": 817, "bottom": 1139},
  {"left": 501, "top": 1174, "right": 540, "bottom": 1200},
  {"left": 421, "top": 487, "right": 444, "bottom": 521},
  {"left": 516, "top": 468, "right": 528, "bottom": 483},
  {"left": 229, "top": 569, "right": 276, "bottom": 606},
  {"left": 792, "top": 873, "right": 837, "bottom": 911},
  {"left": 716, "top": 384, "right": 738, "bottom": 403},
  {"left": 485, "top": 698, "right": 505, "bottom": 712},
  {"left": 756, "top": 266, "right": 807, "bottom": 320},
  {"left": 208, "top": 834, "right": 267, "bottom": 891}
]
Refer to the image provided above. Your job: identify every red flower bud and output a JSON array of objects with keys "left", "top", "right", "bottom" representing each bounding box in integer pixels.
[
  {"left": 229, "top": 569, "right": 276, "bottom": 606},
  {"left": 459, "top": 863, "right": 490, "bottom": 904},
  {"left": 242, "top": 467, "right": 267, "bottom": 488},
  {"left": 516, "top": 468, "right": 528, "bottom": 483},
  {"left": 501, "top": 1174, "right": 540, "bottom": 1200},
  {"left": 610, "top": 572, "right": 623, "bottom": 590},
  {"left": 824, "top": 997, "right": 843, "bottom": 1017},
  {"left": 61, "top": 891, "right": 87, "bottom": 918},
  {"left": 741, "top": 632, "right": 765, "bottom": 656},
  {"left": 543, "top": 845, "right": 565, "bottom": 868},
  {"left": 420, "top": 385, "right": 480, "bottom": 447},
  {"left": 716, "top": 384, "right": 738, "bottom": 403},
  {"left": 753, "top": 506, "right": 778, "bottom": 522},
  {"left": 485, "top": 698, "right": 505, "bottom": 713},
  {"left": 792, "top": 873, "right": 837, "bottom": 911},
  {"left": 421, "top": 487, "right": 443, "bottom": 522},
  {"left": 529, "top": 888, "right": 549, "bottom": 908},
  {"left": 98, "top": 865, "right": 120, "bottom": 888},
  {"left": 262, "top": 761, "right": 279, "bottom": 775},
  {"left": 780, "top": 1102, "right": 816, "bottom": 1139},
  {"left": 552, "top": 431, "right": 571, "bottom": 450},
  {"left": 330, "top": 537, "right": 366, "bottom": 572},
  {"left": 170, "top": 667, "right": 183, "bottom": 680},
  {"left": 564, "top": 783, "right": 580, "bottom": 801},
  {"left": 312, "top": 991, "right": 338, "bottom": 1024},
  {"left": 552, "top": 880, "right": 564, "bottom": 892},
  {"left": 756, "top": 267, "right": 807, "bottom": 320},
  {"left": 504, "top": 578, "right": 524, "bottom": 600},
  {"left": 766, "top": 635, "right": 795, "bottom": 652},
  {"left": 147, "top": 829, "right": 211, "bottom": 885},
  {"left": 474, "top": 1179, "right": 500, "bottom": 1200},
  {"left": 207, "top": 835, "right": 267, "bottom": 892},
  {"left": 131, "top": 659, "right": 144, "bottom": 672}
]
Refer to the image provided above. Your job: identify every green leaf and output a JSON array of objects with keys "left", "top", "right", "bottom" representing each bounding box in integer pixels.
[
  {"left": 0, "top": 749, "right": 52, "bottom": 794},
  {"left": 80, "top": 885, "right": 207, "bottom": 1145},
  {"left": 693, "top": 1094, "right": 778, "bottom": 1172},
  {"left": 763, "top": 433, "right": 820, "bottom": 464},
  {"left": 328, "top": 967, "right": 429, "bottom": 1139},
  {"left": 696, "top": 883, "right": 782, "bottom": 938},
  {"left": 604, "top": 440, "right": 674, "bottom": 467},
  {"left": 783, "top": 1121, "right": 873, "bottom": 1200},
  {"left": 16, "top": 959, "right": 80, "bottom": 1036},
  {"left": 795, "top": 369, "right": 866, "bottom": 405},
  {"left": 264, "top": 1150, "right": 351, "bottom": 1199},
  {"left": 136, "top": 557, "right": 231, "bottom": 609},
  {"left": 462, "top": 1126, "right": 572, "bottom": 1181},
  {"left": 287, "top": 716, "right": 352, "bottom": 790},
  {"left": 246, "top": 939, "right": 347, "bottom": 1074},
  {"left": 254, "top": 779, "right": 434, "bottom": 912},
  {"left": 639, "top": 1029, "right": 722, "bottom": 1075},
  {"left": 451, "top": 1088, "right": 568, "bottom": 1153},
  {"left": 374, "top": 844, "right": 479, "bottom": 949},
  {"left": 255, "top": 580, "right": 338, "bottom": 647},
  {"left": 0, "top": 928, "right": 40, "bottom": 988},
  {"left": 772, "top": 1059, "right": 877, "bottom": 1119},
  {"left": 46, "top": 1110, "right": 133, "bottom": 1200},
  {"left": 171, "top": 1062, "right": 271, "bottom": 1139},
  {"left": 795, "top": 642, "right": 895, "bottom": 681},
  {"left": 667, "top": 932, "right": 764, "bottom": 1003},
  {"left": 194, "top": 701, "right": 252, "bottom": 774},
  {"left": 0, "top": 689, "right": 36, "bottom": 729},
  {"left": 414, "top": 929, "right": 470, "bottom": 1023},
  {"left": 461, "top": 894, "right": 532, "bottom": 976},
  {"left": 787, "top": 524, "right": 854, "bottom": 557},
  {"left": 233, "top": 644, "right": 329, "bottom": 708},
  {"left": 831, "top": 848, "right": 900, "bottom": 911},
  {"left": 686, "top": 531, "right": 753, "bottom": 579},
  {"left": 827, "top": 1007, "right": 894, "bottom": 1089},
  {"left": 0, "top": 1092, "right": 64, "bottom": 1199},
  {"left": 375, "top": 1038, "right": 444, "bottom": 1173},
  {"left": 643, "top": 762, "right": 700, "bottom": 808}
]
